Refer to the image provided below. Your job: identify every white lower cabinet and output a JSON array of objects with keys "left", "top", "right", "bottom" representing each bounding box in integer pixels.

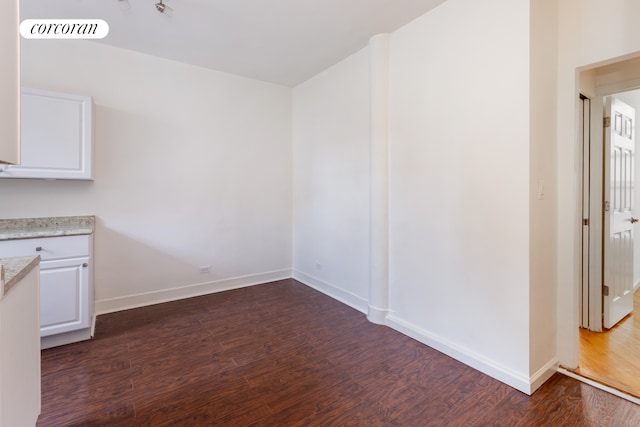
[
  {"left": 40, "top": 257, "right": 89, "bottom": 337},
  {"left": 0, "top": 234, "right": 94, "bottom": 348}
]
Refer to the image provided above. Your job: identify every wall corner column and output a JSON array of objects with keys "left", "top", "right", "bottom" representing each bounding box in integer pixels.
[{"left": 368, "top": 33, "right": 390, "bottom": 324}]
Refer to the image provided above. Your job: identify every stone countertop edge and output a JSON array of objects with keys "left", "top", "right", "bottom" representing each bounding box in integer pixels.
[
  {"left": 0, "top": 215, "right": 95, "bottom": 241},
  {"left": 0, "top": 256, "right": 40, "bottom": 298}
]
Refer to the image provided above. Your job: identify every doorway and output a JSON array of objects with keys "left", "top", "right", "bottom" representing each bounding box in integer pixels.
[
  {"left": 578, "top": 78, "right": 640, "bottom": 397},
  {"left": 576, "top": 291, "right": 640, "bottom": 397}
]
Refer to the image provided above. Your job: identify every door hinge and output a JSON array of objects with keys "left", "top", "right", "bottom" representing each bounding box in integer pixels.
[
  {"left": 604, "top": 116, "right": 611, "bottom": 128},
  {"left": 604, "top": 201, "right": 610, "bottom": 212},
  {"left": 583, "top": 218, "right": 589, "bottom": 226},
  {"left": 603, "top": 285, "right": 609, "bottom": 296}
]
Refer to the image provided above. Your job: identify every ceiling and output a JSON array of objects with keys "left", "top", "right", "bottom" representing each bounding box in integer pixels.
[{"left": 20, "top": 0, "right": 446, "bottom": 87}]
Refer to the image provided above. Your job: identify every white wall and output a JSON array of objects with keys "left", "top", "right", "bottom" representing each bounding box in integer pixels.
[
  {"left": 529, "top": 0, "right": 558, "bottom": 383},
  {"left": 292, "top": 0, "right": 557, "bottom": 393},
  {"left": 557, "top": 0, "right": 640, "bottom": 367},
  {"left": 292, "top": 48, "right": 371, "bottom": 311},
  {"left": 1, "top": 40, "right": 293, "bottom": 312},
  {"left": 385, "top": 0, "right": 532, "bottom": 390}
]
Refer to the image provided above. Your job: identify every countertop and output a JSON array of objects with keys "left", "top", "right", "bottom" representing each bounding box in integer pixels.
[
  {"left": 0, "top": 216, "right": 95, "bottom": 241},
  {"left": 0, "top": 255, "right": 40, "bottom": 297}
]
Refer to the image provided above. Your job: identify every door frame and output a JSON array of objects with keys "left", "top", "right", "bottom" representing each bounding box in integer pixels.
[
  {"left": 580, "top": 63, "right": 640, "bottom": 332},
  {"left": 581, "top": 92, "right": 605, "bottom": 332}
]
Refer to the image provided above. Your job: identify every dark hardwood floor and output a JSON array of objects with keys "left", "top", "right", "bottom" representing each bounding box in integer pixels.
[{"left": 38, "top": 279, "right": 640, "bottom": 426}]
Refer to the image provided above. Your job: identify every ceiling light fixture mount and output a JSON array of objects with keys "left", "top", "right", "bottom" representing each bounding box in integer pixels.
[{"left": 155, "top": 0, "right": 166, "bottom": 13}]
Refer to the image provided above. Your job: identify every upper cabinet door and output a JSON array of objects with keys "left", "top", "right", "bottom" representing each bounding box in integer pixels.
[
  {"left": 0, "top": 0, "right": 20, "bottom": 165},
  {"left": 0, "top": 88, "right": 94, "bottom": 180}
]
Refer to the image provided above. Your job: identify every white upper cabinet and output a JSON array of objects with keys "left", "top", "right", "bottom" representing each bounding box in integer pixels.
[
  {"left": 0, "top": 88, "right": 94, "bottom": 180},
  {"left": 0, "top": 0, "right": 20, "bottom": 165}
]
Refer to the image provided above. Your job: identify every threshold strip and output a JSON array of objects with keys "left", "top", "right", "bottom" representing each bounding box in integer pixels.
[{"left": 557, "top": 366, "right": 640, "bottom": 406}]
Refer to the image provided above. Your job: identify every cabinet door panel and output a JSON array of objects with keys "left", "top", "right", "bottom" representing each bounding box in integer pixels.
[
  {"left": 40, "top": 258, "right": 89, "bottom": 336},
  {"left": 0, "top": 87, "right": 93, "bottom": 180},
  {"left": 21, "top": 95, "right": 83, "bottom": 170}
]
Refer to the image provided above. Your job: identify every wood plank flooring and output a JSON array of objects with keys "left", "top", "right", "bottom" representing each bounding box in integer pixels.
[
  {"left": 576, "top": 288, "right": 640, "bottom": 398},
  {"left": 38, "top": 279, "right": 640, "bottom": 426}
]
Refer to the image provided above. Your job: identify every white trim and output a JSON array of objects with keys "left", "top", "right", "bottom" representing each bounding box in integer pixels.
[
  {"left": 367, "top": 304, "right": 390, "bottom": 325},
  {"left": 292, "top": 273, "right": 558, "bottom": 394},
  {"left": 596, "top": 78, "right": 640, "bottom": 98},
  {"left": 95, "top": 269, "right": 292, "bottom": 315},
  {"left": 586, "top": 95, "right": 605, "bottom": 332},
  {"left": 90, "top": 313, "right": 96, "bottom": 337},
  {"left": 292, "top": 270, "right": 368, "bottom": 314},
  {"left": 386, "top": 314, "right": 543, "bottom": 395},
  {"left": 530, "top": 358, "right": 560, "bottom": 393},
  {"left": 557, "top": 367, "right": 640, "bottom": 405},
  {"left": 368, "top": 33, "right": 391, "bottom": 320}
]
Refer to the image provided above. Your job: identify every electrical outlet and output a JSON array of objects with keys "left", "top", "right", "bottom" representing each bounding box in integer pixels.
[{"left": 199, "top": 266, "right": 210, "bottom": 274}]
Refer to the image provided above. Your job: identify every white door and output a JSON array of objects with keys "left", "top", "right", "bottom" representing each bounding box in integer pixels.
[
  {"left": 603, "top": 96, "right": 636, "bottom": 329},
  {"left": 39, "top": 257, "right": 90, "bottom": 337}
]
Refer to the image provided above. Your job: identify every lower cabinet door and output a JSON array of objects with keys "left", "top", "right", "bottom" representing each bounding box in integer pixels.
[{"left": 40, "top": 257, "right": 90, "bottom": 337}]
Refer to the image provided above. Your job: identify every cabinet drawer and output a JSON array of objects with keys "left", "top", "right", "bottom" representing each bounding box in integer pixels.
[{"left": 0, "top": 235, "right": 90, "bottom": 261}]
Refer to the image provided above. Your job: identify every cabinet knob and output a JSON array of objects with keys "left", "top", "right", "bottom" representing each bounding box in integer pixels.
[
  {"left": 82, "top": 263, "right": 88, "bottom": 268},
  {"left": 35, "top": 246, "right": 43, "bottom": 252}
]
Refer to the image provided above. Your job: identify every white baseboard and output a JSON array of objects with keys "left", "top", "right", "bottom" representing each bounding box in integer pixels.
[
  {"left": 292, "top": 270, "right": 368, "bottom": 314},
  {"left": 95, "top": 268, "right": 292, "bottom": 315},
  {"left": 94, "top": 267, "right": 558, "bottom": 396},
  {"left": 292, "top": 271, "right": 557, "bottom": 394},
  {"left": 530, "top": 357, "right": 559, "bottom": 393},
  {"left": 385, "top": 314, "right": 553, "bottom": 395},
  {"left": 367, "top": 304, "right": 390, "bottom": 325}
]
